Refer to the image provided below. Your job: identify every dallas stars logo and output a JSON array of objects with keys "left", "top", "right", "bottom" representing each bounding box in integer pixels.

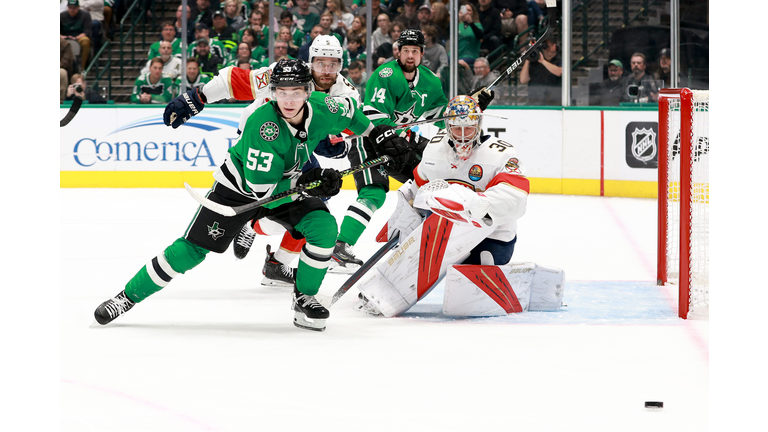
[
  {"left": 208, "top": 221, "right": 225, "bottom": 240},
  {"left": 260, "top": 121, "right": 279, "bottom": 141},
  {"left": 393, "top": 103, "right": 418, "bottom": 124},
  {"left": 282, "top": 160, "right": 302, "bottom": 180},
  {"left": 377, "top": 165, "right": 388, "bottom": 177}
]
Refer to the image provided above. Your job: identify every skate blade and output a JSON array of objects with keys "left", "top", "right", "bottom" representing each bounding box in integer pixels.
[
  {"left": 260, "top": 277, "right": 294, "bottom": 288},
  {"left": 326, "top": 265, "right": 360, "bottom": 274},
  {"left": 293, "top": 312, "right": 326, "bottom": 332}
]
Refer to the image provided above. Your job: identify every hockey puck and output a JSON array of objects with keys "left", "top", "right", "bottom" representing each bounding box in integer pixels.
[{"left": 645, "top": 401, "right": 663, "bottom": 408}]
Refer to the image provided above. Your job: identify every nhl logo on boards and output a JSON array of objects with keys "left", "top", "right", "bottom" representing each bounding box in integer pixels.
[
  {"left": 379, "top": 67, "right": 393, "bottom": 78},
  {"left": 324, "top": 96, "right": 339, "bottom": 113},
  {"left": 468, "top": 164, "right": 483, "bottom": 181},
  {"left": 260, "top": 121, "right": 280, "bottom": 141},
  {"left": 207, "top": 222, "right": 225, "bottom": 240},
  {"left": 625, "top": 122, "right": 658, "bottom": 168}
]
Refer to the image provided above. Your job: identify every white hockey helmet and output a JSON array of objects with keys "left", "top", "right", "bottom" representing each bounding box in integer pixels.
[
  {"left": 445, "top": 95, "right": 483, "bottom": 162},
  {"left": 309, "top": 35, "right": 343, "bottom": 73}
]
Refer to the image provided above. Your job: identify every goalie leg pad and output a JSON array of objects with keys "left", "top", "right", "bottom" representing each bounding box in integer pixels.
[{"left": 386, "top": 180, "right": 423, "bottom": 243}]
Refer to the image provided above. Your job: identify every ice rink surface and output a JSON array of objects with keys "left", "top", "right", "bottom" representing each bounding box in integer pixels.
[{"left": 58, "top": 188, "right": 710, "bottom": 431}]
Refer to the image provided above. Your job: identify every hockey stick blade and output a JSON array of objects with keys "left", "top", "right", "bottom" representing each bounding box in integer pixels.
[
  {"left": 60, "top": 97, "right": 83, "bottom": 127},
  {"left": 324, "top": 234, "right": 400, "bottom": 308},
  {"left": 184, "top": 156, "right": 391, "bottom": 217}
]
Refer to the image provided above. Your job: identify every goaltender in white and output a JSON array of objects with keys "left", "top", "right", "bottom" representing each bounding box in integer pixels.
[{"left": 353, "top": 95, "right": 565, "bottom": 317}]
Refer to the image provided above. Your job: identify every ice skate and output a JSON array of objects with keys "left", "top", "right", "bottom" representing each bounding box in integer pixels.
[
  {"left": 94, "top": 290, "right": 136, "bottom": 325},
  {"left": 261, "top": 245, "right": 295, "bottom": 287},
  {"left": 292, "top": 285, "right": 329, "bottom": 332},
  {"left": 233, "top": 223, "right": 256, "bottom": 260},
  {"left": 354, "top": 292, "right": 383, "bottom": 316},
  {"left": 327, "top": 241, "right": 363, "bottom": 274}
]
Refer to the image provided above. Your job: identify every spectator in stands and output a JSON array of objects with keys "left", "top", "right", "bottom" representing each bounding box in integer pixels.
[
  {"left": 239, "top": 10, "right": 268, "bottom": 50},
  {"left": 519, "top": 38, "right": 562, "bottom": 105},
  {"left": 621, "top": 52, "right": 658, "bottom": 103},
  {"left": 417, "top": 4, "right": 433, "bottom": 32},
  {"left": 360, "top": 0, "right": 391, "bottom": 33},
  {"left": 349, "top": 15, "right": 367, "bottom": 46},
  {"left": 175, "top": 4, "right": 195, "bottom": 44},
  {"left": 79, "top": 0, "right": 104, "bottom": 51},
  {"left": 472, "top": 57, "right": 499, "bottom": 89},
  {"left": 347, "top": 60, "right": 367, "bottom": 100},
  {"left": 457, "top": 59, "right": 475, "bottom": 95},
  {"left": 61, "top": 38, "right": 75, "bottom": 103},
  {"left": 256, "top": 1, "right": 279, "bottom": 29},
  {"left": 298, "top": 25, "right": 324, "bottom": 62},
  {"left": 430, "top": 2, "right": 450, "bottom": 44},
  {"left": 458, "top": 2, "right": 484, "bottom": 67},
  {"left": 280, "top": 10, "right": 307, "bottom": 48},
  {"left": 61, "top": 0, "right": 92, "bottom": 72},
  {"left": 148, "top": 22, "right": 182, "bottom": 60},
  {"left": 65, "top": 73, "right": 107, "bottom": 104},
  {"left": 346, "top": 34, "right": 367, "bottom": 65},
  {"left": 527, "top": 0, "right": 545, "bottom": 29},
  {"left": 194, "top": 38, "right": 225, "bottom": 78},
  {"left": 211, "top": 10, "right": 239, "bottom": 57},
  {"left": 477, "top": 0, "right": 502, "bottom": 53},
  {"left": 422, "top": 24, "right": 447, "bottom": 77},
  {"left": 389, "top": 22, "right": 403, "bottom": 45},
  {"left": 223, "top": 0, "right": 246, "bottom": 31},
  {"left": 293, "top": 0, "right": 321, "bottom": 35},
  {"left": 278, "top": 26, "right": 301, "bottom": 58},
  {"left": 241, "top": 28, "right": 267, "bottom": 63},
  {"left": 374, "top": 41, "right": 394, "bottom": 66},
  {"left": 592, "top": 59, "right": 624, "bottom": 106},
  {"left": 189, "top": 23, "right": 228, "bottom": 62},
  {"left": 272, "top": 40, "right": 295, "bottom": 64},
  {"left": 141, "top": 41, "right": 182, "bottom": 80},
  {"left": 654, "top": 48, "right": 672, "bottom": 88},
  {"left": 131, "top": 57, "right": 174, "bottom": 104},
  {"left": 497, "top": 0, "right": 529, "bottom": 42},
  {"left": 104, "top": 0, "right": 115, "bottom": 40},
  {"left": 327, "top": 0, "right": 354, "bottom": 34},
  {"left": 370, "top": 13, "right": 392, "bottom": 52},
  {"left": 395, "top": 0, "right": 420, "bottom": 30},
  {"left": 192, "top": 0, "right": 215, "bottom": 28},
  {"left": 174, "top": 57, "right": 210, "bottom": 96}
]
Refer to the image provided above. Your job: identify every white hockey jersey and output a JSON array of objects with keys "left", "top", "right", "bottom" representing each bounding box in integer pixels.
[
  {"left": 413, "top": 129, "right": 530, "bottom": 242},
  {"left": 200, "top": 65, "right": 361, "bottom": 133}
]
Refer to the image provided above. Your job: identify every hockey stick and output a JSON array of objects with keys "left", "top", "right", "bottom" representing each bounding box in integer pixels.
[
  {"left": 319, "top": 234, "right": 400, "bottom": 309},
  {"left": 60, "top": 97, "right": 83, "bottom": 127},
  {"left": 475, "top": 0, "right": 559, "bottom": 96},
  {"left": 184, "top": 155, "right": 391, "bottom": 217},
  {"left": 329, "top": 112, "right": 508, "bottom": 144}
]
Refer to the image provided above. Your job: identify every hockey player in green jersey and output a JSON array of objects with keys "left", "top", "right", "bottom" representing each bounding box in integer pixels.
[{"left": 94, "top": 59, "right": 392, "bottom": 332}]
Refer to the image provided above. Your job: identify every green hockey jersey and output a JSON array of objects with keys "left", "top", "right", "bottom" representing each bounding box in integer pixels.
[
  {"left": 172, "top": 73, "right": 211, "bottom": 96},
  {"left": 363, "top": 60, "right": 448, "bottom": 129},
  {"left": 214, "top": 92, "right": 374, "bottom": 208},
  {"left": 131, "top": 73, "right": 174, "bottom": 104},
  {"left": 147, "top": 38, "right": 183, "bottom": 60}
]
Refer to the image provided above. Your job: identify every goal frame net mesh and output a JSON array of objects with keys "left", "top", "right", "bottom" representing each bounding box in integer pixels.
[{"left": 657, "top": 88, "right": 709, "bottom": 320}]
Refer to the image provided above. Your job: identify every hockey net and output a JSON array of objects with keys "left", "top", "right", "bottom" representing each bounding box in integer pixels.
[{"left": 657, "top": 88, "right": 709, "bottom": 319}]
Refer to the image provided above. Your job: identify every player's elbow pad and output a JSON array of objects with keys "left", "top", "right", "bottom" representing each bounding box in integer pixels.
[{"left": 483, "top": 190, "right": 528, "bottom": 226}]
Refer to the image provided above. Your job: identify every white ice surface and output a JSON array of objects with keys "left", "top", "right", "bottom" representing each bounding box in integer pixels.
[{"left": 60, "top": 189, "right": 708, "bottom": 431}]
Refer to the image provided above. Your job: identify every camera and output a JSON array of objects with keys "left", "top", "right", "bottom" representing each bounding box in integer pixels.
[
  {"left": 528, "top": 49, "right": 540, "bottom": 62},
  {"left": 627, "top": 84, "right": 641, "bottom": 97},
  {"left": 74, "top": 84, "right": 83, "bottom": 93}
]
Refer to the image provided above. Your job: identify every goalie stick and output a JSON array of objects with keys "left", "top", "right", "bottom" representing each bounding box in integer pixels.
[
  {"left": 59, "top": 97, "right": 82, "bottom": 127},
  {"left": 319, "top": 234, "right": 400, "bottom": 309},
  {"left": 184, "top": 155, "right": 391, "bottom": 217}
]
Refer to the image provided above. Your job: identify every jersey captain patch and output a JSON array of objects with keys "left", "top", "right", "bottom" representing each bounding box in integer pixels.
[
  {"left": 468, "top": 164, "right": 483, "bottom": 181},
  {"left": 260, "top": 121, "right": 279, "bottom": 141}
]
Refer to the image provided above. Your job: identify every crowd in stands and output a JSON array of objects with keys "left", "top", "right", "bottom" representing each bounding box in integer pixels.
[{"left": 60, "top": 0, "right": 676, "bottom": 107}]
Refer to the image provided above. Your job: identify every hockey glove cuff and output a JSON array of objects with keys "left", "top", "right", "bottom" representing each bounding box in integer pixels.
[
  {"left": 369, "top": 125, "right": 410, "bottom": 172},
  {"left": 298, "top": 168, "right": 343, "bottom": 198},
  {"left": 164, "top": 88, "right": 205, "bottom": 129},
  {"left": 470, "top": 87, "right": 495, "bottom": 111}
]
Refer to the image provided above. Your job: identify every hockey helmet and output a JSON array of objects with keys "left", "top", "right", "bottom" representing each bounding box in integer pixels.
[
  {"left": 396, "top": 29, "right": 426, "bottom": 51},
  {"left": 445, "top": 95, "right": 482, "bottom": 162},
  {"left": 309, "top": 35, "right": 343, "bottom": 73},
  {"left": 270, "top": 59, "right": 312, "bottom": 101}
]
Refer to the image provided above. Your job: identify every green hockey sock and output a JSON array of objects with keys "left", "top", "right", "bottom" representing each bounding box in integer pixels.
[
  {"left": 124, "top": 237, "right": 209, "bottom": 302},
  {"left": 337, "top": 184, "right": 386, "bottom": 246},
  {"left": 294, "top": 210, "right": 338, "bottom": 296}
]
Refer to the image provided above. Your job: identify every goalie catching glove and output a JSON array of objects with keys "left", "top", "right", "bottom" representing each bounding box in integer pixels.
[
  {"left": 163, "top": 88, "right": 206, "bottom": 129},
  {"left": 368, "top": 124, "right": 411, "bottom": 172},
  {"left": 417, "top": 182, "right": 492, "bottom": 228},
  {"left": 298, "top": 168, "right": 343, "bottom": 198}
]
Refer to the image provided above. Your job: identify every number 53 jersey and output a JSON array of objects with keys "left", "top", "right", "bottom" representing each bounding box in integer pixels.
[{"left": 413, "top": 130, "right": 531, "bottom": 242}]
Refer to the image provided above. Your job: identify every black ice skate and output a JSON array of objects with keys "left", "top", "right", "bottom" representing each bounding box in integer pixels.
[
  {"left": 292, "top": 285, "right": 330, "bottom": 332},
  {"left": 261, "top": 245, "right": 295, "bottom": 287},
  {"left": 327, "top": 241, "right": 363, "bottom": 274},
  {"left": 94, "top": 290, "right": 136, "bottom": 325},
  {"left": 233, "top": 223, "right": 256, "bottom": 260}
]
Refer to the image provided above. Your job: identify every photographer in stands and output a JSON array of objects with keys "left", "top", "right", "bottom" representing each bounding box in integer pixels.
[
  {"left": 64, "top": 73, "right": 106, "bottom": 104},
  {"left": 621, "top": 52, "right": 659, "bottom": 103},
  {"left": 519, "top": 38, "right": 562, "bottom": 106}
]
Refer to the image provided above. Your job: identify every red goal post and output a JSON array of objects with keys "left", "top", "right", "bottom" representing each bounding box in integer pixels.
[{"left": 657, "top": 88, "right": 709, "bottom": 319}]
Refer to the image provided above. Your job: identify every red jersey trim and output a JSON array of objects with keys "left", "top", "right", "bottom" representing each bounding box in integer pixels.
[
  {"left": 229, "top": 67, "right": 256, "bottom": 101},
  {"left": 486, "top": 173, "right": 530, "bottom": 194}
]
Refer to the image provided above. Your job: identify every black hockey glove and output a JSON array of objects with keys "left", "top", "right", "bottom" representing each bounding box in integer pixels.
[
  {"left": 470, "top": 87, "right": 495, "bottom": 111},
  {"left": 298, "top": 168, "right": 343, "bottom": 198},
  {"left": 163, "top": 88, "right": 206, "bottom": 129},
  {"left": 369, "top": 125, "right": 410, "bottom": 172}
]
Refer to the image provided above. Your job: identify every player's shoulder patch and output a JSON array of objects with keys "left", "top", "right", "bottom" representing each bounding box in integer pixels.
[
  {"left": 504, "top": 157, "right": 522, "bottom": 174},
  {"left": 379, "top": 67, "right": 394, "bottom": 78},
  {"left": 259, "top": 121, "right": 279, "bottom": 141},
  {"left": 254, "top": 70, "right": 270, "bottom": 89},
  {"left": 324, "top": 96, "right": 339, "bottom": 113}
]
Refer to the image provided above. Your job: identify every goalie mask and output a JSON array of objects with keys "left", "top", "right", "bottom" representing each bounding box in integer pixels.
[{"left": 445, "top": 95, "right": 482, "bottom": 162}]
